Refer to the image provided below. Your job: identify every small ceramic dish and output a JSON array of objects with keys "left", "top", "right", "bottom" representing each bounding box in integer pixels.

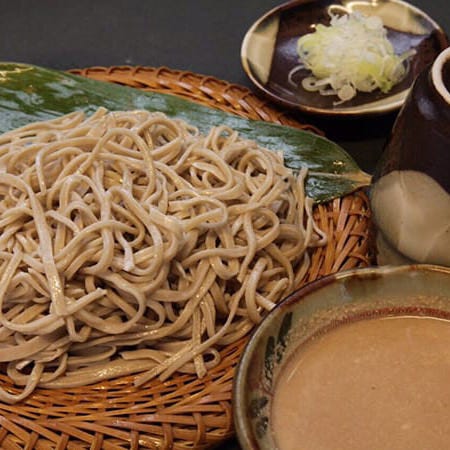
[
  {"left": 241, "top": 0, "right": 449, "bottom": 116},
  {"left": 233, "top": 264, "right": 450, "bottom": 450}
]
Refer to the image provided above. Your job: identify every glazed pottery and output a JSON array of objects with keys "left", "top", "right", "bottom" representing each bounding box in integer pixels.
[
  {"left": 241, "top": 0, "right": 448, "bottom": 116},
  {"left": 370, "top": 46, "right": 450, "bottom": 266},
  {"left": 233, "top": 265, "right": 450, "bottom": 450}
]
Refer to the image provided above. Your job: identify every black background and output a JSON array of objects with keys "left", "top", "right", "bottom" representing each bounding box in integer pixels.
[
  {"left": 0, "top": 1, "right": 448, "bottom": 449},
  {"left": 1, "top": 0, "right": 448, "bottom": 174}
]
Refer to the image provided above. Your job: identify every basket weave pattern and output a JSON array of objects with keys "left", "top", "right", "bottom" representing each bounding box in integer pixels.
[{"left": 0, "top": 66, "right": 372, "bottom": 450}]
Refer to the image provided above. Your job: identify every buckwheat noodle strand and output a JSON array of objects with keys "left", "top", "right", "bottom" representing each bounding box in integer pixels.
[{"left": 0, "top": 108, "right": 325, "bottom": 403}]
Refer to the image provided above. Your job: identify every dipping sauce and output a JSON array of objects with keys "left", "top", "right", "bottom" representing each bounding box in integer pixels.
[{"left": 272, "top": 316, "right": 450, "bottom": 450}]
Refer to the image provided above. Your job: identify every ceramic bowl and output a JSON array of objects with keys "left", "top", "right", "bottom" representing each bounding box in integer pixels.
[
  {"left": 241, "top": 0, "right": 449, "bottom": 116},
  {"left": 233, "top": 264, "right": 450, "bottom": 450}
]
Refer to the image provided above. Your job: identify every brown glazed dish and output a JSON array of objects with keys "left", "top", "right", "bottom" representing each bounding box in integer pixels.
[
  {"left": 233, "top": 265, "right": 450, "bottom": 450},
  {"left": 241, "top": 0, "right": 449, "bottom": 116}
]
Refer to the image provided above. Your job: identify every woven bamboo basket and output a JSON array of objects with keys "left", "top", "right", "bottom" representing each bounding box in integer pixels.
[{"left": 0, "top": 66, "right": 372, "bottom": 450}]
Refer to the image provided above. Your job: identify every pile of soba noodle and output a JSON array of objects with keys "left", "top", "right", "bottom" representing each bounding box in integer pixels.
[{"left": 0, "top": 108, "right": 325, "bottom": 403}]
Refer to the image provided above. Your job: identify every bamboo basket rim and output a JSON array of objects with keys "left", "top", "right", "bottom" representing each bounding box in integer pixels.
[{"left": 0, "top": 65, "right": 372, "bottom": 450}]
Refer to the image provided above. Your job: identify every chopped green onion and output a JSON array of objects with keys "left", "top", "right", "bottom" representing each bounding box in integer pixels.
[{"left": 294, "top": 12, "right": 415, "bottom": 104}]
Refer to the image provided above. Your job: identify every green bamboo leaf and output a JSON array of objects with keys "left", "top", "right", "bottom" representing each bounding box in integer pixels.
[{"left": 0, "top": 63, "right": 371, "bottom": 202}]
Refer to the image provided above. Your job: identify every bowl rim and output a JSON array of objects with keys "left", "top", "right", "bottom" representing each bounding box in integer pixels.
[
  {"left": 233, "top": 263, "right": 450, "bottom": 450},
  {"left": 432, "top": 46, "right": 450, "bottom": 102}
]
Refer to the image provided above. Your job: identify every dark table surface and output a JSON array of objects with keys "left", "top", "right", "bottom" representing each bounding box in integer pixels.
[
  {"left": 3, "top": 0, "right": 449, "bottom": 176},
  {"left": 0, "top": 1, "right": 448, "bottom": 449}
]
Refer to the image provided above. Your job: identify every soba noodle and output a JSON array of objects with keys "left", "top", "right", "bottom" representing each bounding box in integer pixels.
[{"left": 0, "top": 108, "right": 325, "bottom": 403}]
